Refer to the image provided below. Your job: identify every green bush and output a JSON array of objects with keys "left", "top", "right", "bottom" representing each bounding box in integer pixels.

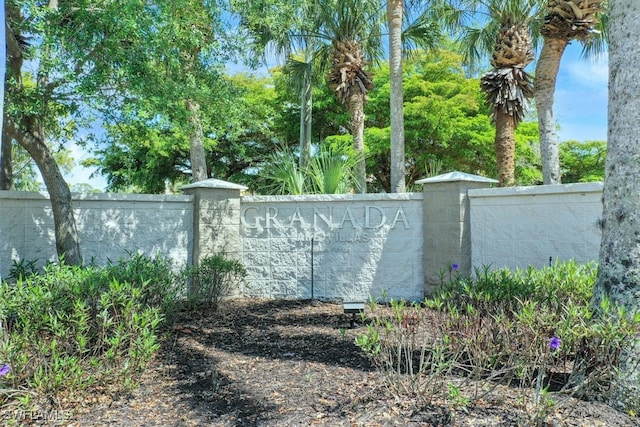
[
  {"left": 97, "top": 251, "right": 181, "bottom": 321},
  {"left": 0, "top": 253, "right": 180, "bottom": 412},
  {"left": 184, "top": 254, "right": 246, "bottom": 310}
]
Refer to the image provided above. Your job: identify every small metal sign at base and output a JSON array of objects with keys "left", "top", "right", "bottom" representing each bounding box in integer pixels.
[{"left": 343, "top": 301, "right": 365, "bottom": 328}]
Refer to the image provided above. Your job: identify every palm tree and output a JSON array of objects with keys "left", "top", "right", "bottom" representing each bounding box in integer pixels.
[
  {"left": 590, "top": 0, "right": 640, "bottom": 412},
  {"left": 388, "top": 0, "right": 405, "bottom": 193},
  {"left": 455, "top": 0, "right": 540, "bottom": 186},
  {"left": 280, "top": 51, "right": 319, "bottom": 169},
  {"left": 311, "top": 0, "right": 383, "bottom": 193},
  {"left": 231, "top": 0, "right": 319, "bottom": 169},
  {"left": 535, "top": 0, "right": 606, "bottom": 184}
]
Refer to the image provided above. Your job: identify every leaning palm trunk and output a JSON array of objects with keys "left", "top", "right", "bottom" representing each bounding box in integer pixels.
[
  {"left": 536, "top": 0, "right": 604, "bottom": 184},
  {"left": 328, "top": 39, "right": 374, "bottom": 194},
  {"left": 534, "top": 38, "right": 568, "bottom": 185},
  {"left": 589, "top": 0, "right": 640, "bottom": 412}
]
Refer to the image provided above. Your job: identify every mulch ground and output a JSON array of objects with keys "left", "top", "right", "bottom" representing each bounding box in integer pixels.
[{"left": 26, "top": 299, "right": 640, "bottom": 426}]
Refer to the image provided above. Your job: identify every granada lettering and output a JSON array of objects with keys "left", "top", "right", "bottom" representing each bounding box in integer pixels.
[{"left": 241, "top": 206, "right": 411, "bottom": 230}]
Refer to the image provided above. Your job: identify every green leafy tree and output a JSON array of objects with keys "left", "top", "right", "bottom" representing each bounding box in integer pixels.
[
  {"left": 73, "top": 0, "right": 241, "bottom": 186},
  {"left": 89, "top": 73, "right": 288, "bottom": 193},
  {"left": 3, "top": 0, "right": 110, "bottom": 264},
  {"left": 365, "top": 49, "right": 541, "bottom": 191},
  {"left": 105, "top": 0, "right": 239, "bottom": 183},
  {"left": 3, "top": 0, "right": 242, "bottom": 263},
  {"left": 559, "top": 140, "right": 606, "bottom": 183}
]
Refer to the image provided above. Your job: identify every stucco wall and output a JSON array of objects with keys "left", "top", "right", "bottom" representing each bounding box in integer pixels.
[
  {"left": 0, "top": 191, "right": 193, "bottom": 277},
  {"left": 468, "top": 182, "right": 603, "bottom": 271},
  {"left": 240, "top": 193, "right": 424, "bottom": 301},
  {"left": 0, "top": 178, "right": 606, "bottom": 300}
]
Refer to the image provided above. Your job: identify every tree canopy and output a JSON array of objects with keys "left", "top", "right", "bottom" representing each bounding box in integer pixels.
[{"left": 3, "top": 0, "right": 605, "bottom": 199}]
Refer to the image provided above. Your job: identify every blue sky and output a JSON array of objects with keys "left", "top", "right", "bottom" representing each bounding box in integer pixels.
[
  {"left": 0, "top": 5, "right": 607, "bottom": 191},
  {"left": 552, "top": 44, "right": 608, "bottom": 143}
]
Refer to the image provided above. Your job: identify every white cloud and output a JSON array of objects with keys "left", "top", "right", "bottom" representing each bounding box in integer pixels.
[{"left": 563, "top": 55, "right": 608, "bottom": 88}]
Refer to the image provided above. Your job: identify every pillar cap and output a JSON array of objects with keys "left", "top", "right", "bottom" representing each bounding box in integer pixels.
[
  {"left": 416, "top": 171, "right": 498, "bottom": 185},
  {"left": 180, "top": 178, "right": 248, "bottom": 191}
]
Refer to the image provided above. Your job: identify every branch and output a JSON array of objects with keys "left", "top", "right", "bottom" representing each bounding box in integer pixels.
[{"left": 5, "top": 21, "right": 24, "bottom": 63}]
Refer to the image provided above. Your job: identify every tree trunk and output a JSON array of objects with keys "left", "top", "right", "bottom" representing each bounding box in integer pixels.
[
  {"left": 0, "top": 130, "right": 12, "bottom": 190},
  {"left": 494, "top": 112, "right": 516, "bottom": 187},
  {"left": 534, "top": 37, "right": 568, "bottom": 185},
  {"left": 299, "top": 66, "right": 312, "bottom": 168},
  {"left": 185, "top": 99, "right": 208, "bottom": 182},
  {"left": 348, "top": 90, "right": 367, "bottom": 194},
  {"left": 2, "top": 0, "right": 80, "bottom": 264},
  {"left": 5, "top": 118, "right": 82, "bottom": 265},
  {"left": 2, "top": 1, "right": 24, "bottom": 191},
  {"left": 590, "top": 0, "right": 640, "bottom": 412},
  {"left": 388, "top": 0, "right": 405, "bottom": 193}
]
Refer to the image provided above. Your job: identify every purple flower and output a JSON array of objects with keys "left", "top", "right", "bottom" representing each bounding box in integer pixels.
[
  {"left": 0, "top": 364, "right": 10, "bottom": 376},
  {"left": 451, "top": 263, "right": 459, "bottom": 271},
  {"left": 549, "top": 337, "right": 561, "bottom": 351}
]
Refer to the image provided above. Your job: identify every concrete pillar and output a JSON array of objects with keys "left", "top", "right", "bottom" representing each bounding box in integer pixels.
[
  {"left": 417, "top": 172, "right": 497, "bottom": 294},
  {"left": 181, "top": 179, "right": 247, "bottom": 264}
]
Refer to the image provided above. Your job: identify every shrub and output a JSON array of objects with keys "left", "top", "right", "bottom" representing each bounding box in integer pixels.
[
  {"left": 97, "top": 251, "right": 181, "bottom": 322},
  {"left": 0, "top": 254, "right": 179, "bottom": 413},
  {"left": 184, "top": 254, "right": 246, "bottom": 310},
  {"left": 6, "top": 258, "right": 40, "bottom": 282},
  {"left": 356, "top": 260, "right": 640, "bottom": 420}
]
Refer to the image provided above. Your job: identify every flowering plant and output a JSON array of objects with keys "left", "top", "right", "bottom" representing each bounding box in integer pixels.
[{"left": 0, "top": 364, "right": 10, "bottom": 376}]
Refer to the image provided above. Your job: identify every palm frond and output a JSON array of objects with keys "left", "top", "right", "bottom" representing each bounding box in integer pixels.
[
  {"left": 402, "top": 12, "right": 443, "bottom": 57},
  {"left": 261, "top": 146, "right": 306, "bottom": 195},
  {"left": 452, "top": 0, "right": 543, "bottom": 68},
  {"left": 480, "top": 67, "right": 534, "bottom": 126},
  {"left": 580, "top": 7, "right": 608, "bottom": 59},
  {"left": 308, "top": 143, "right": 363, "bottom": 194}
]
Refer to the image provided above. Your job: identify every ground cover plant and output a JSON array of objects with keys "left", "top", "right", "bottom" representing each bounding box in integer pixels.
[
  {"left": 356, "top": 260, "right": 640, "bottom": 425},
  {"left": 1, "top": 259, "right": 638, "bottom": 426},
  {"left": 0, "top": 252, "right": 244, "bottom": 425}
]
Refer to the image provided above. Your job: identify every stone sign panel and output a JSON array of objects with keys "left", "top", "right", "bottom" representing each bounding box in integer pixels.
[{"left": 240, "top": 194, "right": 424, "bottom": 301}]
